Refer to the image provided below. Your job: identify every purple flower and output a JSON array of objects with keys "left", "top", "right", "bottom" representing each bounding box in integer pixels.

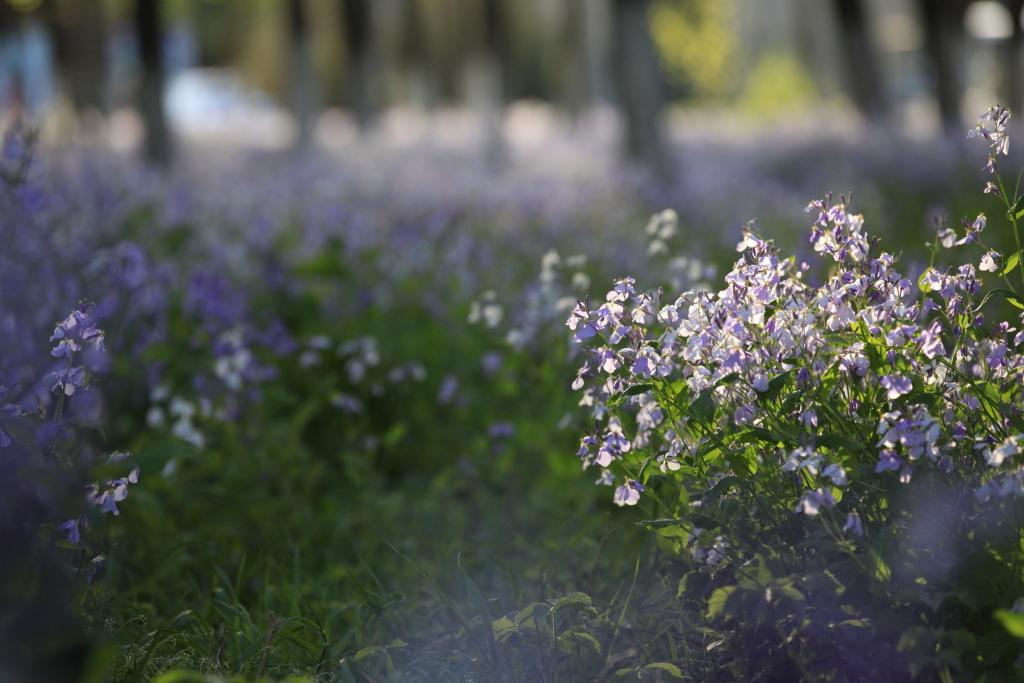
[
  {"left": 783, "top": 446, "right": 822, "bottom": 475},
  {"left": 48, "top": 306, "right": 106, "bottom": 396},
  {"left": 937, "top": 227, "right": 956, "bottom": 248},
  {"left": 822, "top": 463, "right": 847, "bottom": 486},
  {"left": 968, "top": 105, "right": 1011, "bottom": 160},
  {"left": 879, "top": 374, "right": 912, "bottom": 400},
  {"left": 980, "top": 251, "right": 1000, "bottom": 273},
  {"left": 795, "top": 488, "right": 835, "bottom": 516},
  {"left": 733, "top": 403, "right": 756, "bottom": 426},
  {"left": 330, "top": 392, "right": 363, "bottom": 414},
  {"left": 481, "top": 352, "right": 503, "bottom": 376},
  {"left": 751, "top": 373, "right": 769, "bottom": 392},
  {"left": 59, "top": 518, "right": 82, "bottom": 544},
  {"left": 437, "top": 375, "right": 459, "bottom": 405},
  {"left": 613, "top": 479, "right": 644, "bottom": 506},
  {"left": 918, "top": 322, "right": 945, "bottom": 360},
  {"left": 984, "top": 435, "right": 1022, "bottom": 467},
  {"left": 842, "top": 512, "right": 864, "bottom": 537},
  {"left": 595, "top": 347, "right": 620, "bottom": 374},
  {"left": 955, "top": 214, "right": 987, "bottom": 246},
  {"left": 875, "top": 449, "right": 903, "bottom": 473},
  {"left": 488, "top": 422, "right": 516, "bottom": 440}
]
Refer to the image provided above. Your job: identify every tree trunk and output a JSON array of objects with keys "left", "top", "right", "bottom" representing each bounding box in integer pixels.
[
  {"left": 561, "top": 0, "right": 588, "bottom": 122},
  {"left": 135, "top": 0, "right": 171, "bottom": 165},
  {"left": 583, "top": 0, "right": 612, "bottom": 107},
  {"left": 340, "top": 0, "right": 375, "bottom": 129},
  {"left": 45, "top": 1, "right": 108, "bottom": 117},
  {"left": 917, "top": 0, "right": 965, "bottom": 134},
  {"left": 833, "top": 0, "right": 888, "bottom": 123},
  {"left": 399, "top": 0, "right": 435, "bottom": 112},
  {"left": 288, "top": 0, "right": 317, "bottom": 151},
  {"left": 612, "top": 0, "right": 667, "bottom": 172},
  {"left": 475, "top": 0, "right": 507, "bottom": 166}
]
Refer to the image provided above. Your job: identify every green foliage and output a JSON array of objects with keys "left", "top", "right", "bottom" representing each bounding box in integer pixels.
[
  {"left": 737, "top": 52, "right": 819, "bottom": 119},
  {"left": 650, "top": 0, "right": 736, "bottom": 99}
]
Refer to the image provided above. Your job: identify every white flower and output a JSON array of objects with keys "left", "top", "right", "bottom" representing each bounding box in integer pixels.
[{"left": 980, "top": 251, "right": 1000, "bottom": 273}]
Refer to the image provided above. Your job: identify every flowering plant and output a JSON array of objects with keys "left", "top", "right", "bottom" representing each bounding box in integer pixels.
[{"left": 568, "top": 107, "right": 1024, "bottom": 679}]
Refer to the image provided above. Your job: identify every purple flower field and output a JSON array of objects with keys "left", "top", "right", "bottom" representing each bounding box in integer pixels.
[{"left": 2, "top": 103, "right": 1024, "bottom": 681}]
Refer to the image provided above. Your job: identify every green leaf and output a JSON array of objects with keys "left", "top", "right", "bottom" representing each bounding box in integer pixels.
[
  {"left": 689, "top": 389, "right": 716, "bottom": 424},
  {"left": 491, "top": 616, "right": 516, "bottom": 642},
  {"left": 558, "top": 630, "right": 602, "bottom": 654},
  {"left": 834, "top": 618, "right": 873, "bottom": 630},
  {"left": 869, "top": 549, "right": 891, "bottom": 583},
  {"left": 643, "top": 662, "right": 685, "bottom": 679},
  {"left": 779, "top": 389, "right": 804, "bottom": 414},
  {"left": 772, "top": 584, "right": 805, "bottom": 604},
  {"left": 707, "top": 585, "right": 737, "bottom": 618},
  {"left": 551, "top": 592, "right": 595, "bottom": 612},
  {"left": 902, "top": 390, "right": 938, "bottom": 408},
  {"left": 817, "top": 433, "right": 863, "bottom": 454},
  {"left": 151, "top": 673, "right": 209, "bottom": 683},
  {"left": 611, "top": 383, "right": 655, "bottom": 406},
  {"left": 917, "top": 268, "right": 931, "bottom": 292},
  {"left": 762, "top": 369, "right": 794, "bottom": 401},
  {"left": 1002, "top": 250, "right": 1021, "bottom": 276},
  {"left": 994, "top": 609, "right": 1024, "bottom": 638},
  {"left": 353, "top": 646, "right": 384, "bottom": 661},
  {"left": 514, "top": 602, "right": 547, "bottom": 628},
  {"left": 725, "top": 449, "right": 757, "bottom": 478},
  {"left": 715, "top": 372, "right": 740, "bottom": 387},
  {"left": 734, "top": 427, "right": 776, "bottom": 445}
]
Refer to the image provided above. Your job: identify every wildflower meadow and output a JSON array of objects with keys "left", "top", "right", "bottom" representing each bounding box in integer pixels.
[{"left": 5, "top": 103, "right": 1024, "bottom": 682}]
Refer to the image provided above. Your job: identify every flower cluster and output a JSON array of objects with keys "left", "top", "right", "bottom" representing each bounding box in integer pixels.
[
  {"left": 49, "top": 307, "right": 106, "bottom": 397},
  {"left": 60, "top": 452, "right": 141, "bottom": 545},
  {"left": 569, "top": 126, "right": 1024, "bottom": 550},
  {"left": 968, "top": 104, "right": 1011, "bottom": 175}
]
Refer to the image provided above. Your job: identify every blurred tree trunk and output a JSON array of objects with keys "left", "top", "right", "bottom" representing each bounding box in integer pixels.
[
  {"left": 467, "top": 0, "right": 507, "bottom": 167},
  {"left": 45, "top": 0, "right": 108, "bottom": 116},
  {"left": 288, "top": 0, "right": 317, "bottom": 150},
  {"left": 562, "top": 0, "right": 588, "bottom": 122},
  {"left": 399, "top": 0, "right": 435, "bottom": 112},
  {"left": 999, "top": 0, "right": 1024, "bottom": 115},
  {"left": 135, "top": 0, "right": 171, "bottom": 165},
  {"left": 917, "top": 0, "right": 965, "bottom": 134},
  {"left": 583, "top": 0, "right": 612, "bottom": 107},
  {"left": 612, "top": 0, "right": 667, "bottom": 172},
  {"left": 832, "top": 0, "right": 888, "bottom": 123},
  {"left": 340, "top": 0, "right": 375, "bottom": 128},
  {"left": 479, "top": 0, "right": 507, "bottom": 164}
]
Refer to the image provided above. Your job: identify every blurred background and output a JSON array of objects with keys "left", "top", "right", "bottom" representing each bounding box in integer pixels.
[
  {"left": 1, "top": 0, "right": 1023, "bottom": 170},
  {"left": 5, "top": 4, "right": 1024, "bottom": 679}
]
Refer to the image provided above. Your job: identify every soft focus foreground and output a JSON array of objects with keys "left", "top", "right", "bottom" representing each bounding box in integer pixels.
[{"left": 5, "top": 1, "right": 1024, "bottom": 682}]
